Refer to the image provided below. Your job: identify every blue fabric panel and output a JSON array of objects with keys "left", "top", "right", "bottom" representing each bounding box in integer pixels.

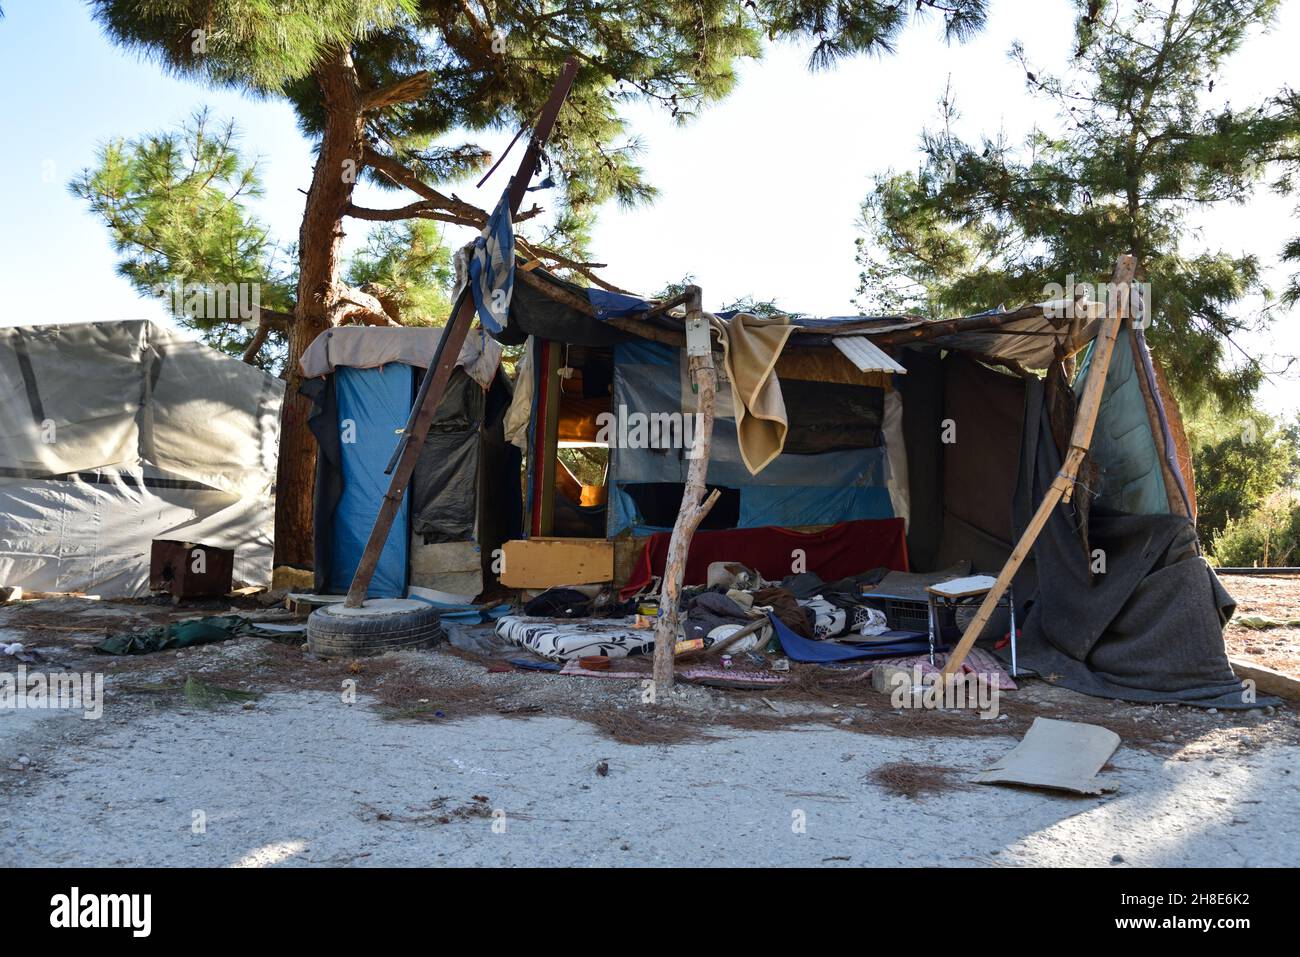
[
  {"left": 739, "top": 485, "right": 894, "bottom": 528},
  {"left": 611, "top": 348, "right": 890, "bottom": 488},
  {"left": 1075, "top": 328, "right": 1170, "bottom": 515},
  {"left": 330, "top": 365, "right": 412, "bottom": 597},
  {"left": 614, "top": 339, "right": 676, "bottom": 366},
  {"left": 768, "top": 614, "right": 930, "bottom": 662},
  {"left": 588, "top": 288, "right": 653, "bottom": 321}
]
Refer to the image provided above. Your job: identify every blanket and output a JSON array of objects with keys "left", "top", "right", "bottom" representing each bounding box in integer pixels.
[
  {"left": 719, "top": 313, "right": 796, "bottom": 475},
  {"left": 496, "top": 615, "right": 654, "bottom": 662}
]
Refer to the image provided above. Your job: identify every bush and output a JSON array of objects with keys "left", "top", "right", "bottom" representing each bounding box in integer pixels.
[{"left": 1208, "top": 496, "right": 1300, "bottom": 567}]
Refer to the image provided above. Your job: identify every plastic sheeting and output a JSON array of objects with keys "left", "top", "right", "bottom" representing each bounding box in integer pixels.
[
  {"left": 328, "top": 366, "right": 412, "bottom": 598},
  {"left": 608, "top": 340, "right": 891, "bottom": 532},
  {"left": 0, "top": 320, "right": 282, "bottom": 595}
]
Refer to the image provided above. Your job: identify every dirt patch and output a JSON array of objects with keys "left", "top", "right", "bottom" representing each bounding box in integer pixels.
[
  {"left": 1220, "top": 573, "right": 1300, "bottom": 678},
  {"left": 868, "top": 761, "right": 969, "bottom": 799}
]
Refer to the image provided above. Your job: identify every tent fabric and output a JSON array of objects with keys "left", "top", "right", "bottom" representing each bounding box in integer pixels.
[
  {"left": 718, "top": 313, "right": 797, "bottom": 474},
  {"left": 298, "top": 324, "right": 502, "bottom": 389},
  {"left": 896, "top": 347, "right": 945, "bottom": 571},
  {"left": 737, "top": 485, "right": 894, "bottom": 528},
  {"left": 468, "top": 188, "right": 515, "bottom": 334},
  {"left": 766, "top": 612, "right": 930, "bottom": 662},
  {"left": 882, "top": 389, "right": 910, "bottom": 529},
  {"left": 503, "top": 334, "right": 534, "bottom": 449},
  {"left": 608, "top": 341, "right": 891, "bottom": 529},
  {"left": 327, "top": 366, "right": 413, "bottom": 598},
  {"left": 1075, "top": 326, "right": 1171, "bottom": 515},
  {"left": 1133, "top": 326, "right": 1194, "bottom": 515},
  {"left": 619, "top": 518, "right": 909, "bottom": 598},
  {"left": 937, "top": 354, "right": 1026, "bottom": 568},
  {"left": 409, "top": 369, "right": 483, "bottom": 543},
  {"left": 0, "top": 320, "right": 281, "bottom": 595},
  {"left": 1012, "top": 374, "right": 1264, "bottom": 709}
]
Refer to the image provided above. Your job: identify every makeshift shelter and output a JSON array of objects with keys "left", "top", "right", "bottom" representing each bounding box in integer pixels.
[
  {"left": 482, "top": 263, "right": 1252, "bottom": 708},
  {"left": 0, "top": 319, "right": 283, "bottom": 596},
  {"left": 300, "top": 324, "right": 518, "bottom": 603}
]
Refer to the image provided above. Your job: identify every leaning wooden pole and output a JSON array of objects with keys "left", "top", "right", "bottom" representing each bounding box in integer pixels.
[
  {"left": 651, "top": 287, "right": 719, "bottom": 694},
  {"left": 940, "top": 254, "right": 1137, "bottom": 678},
  {"left": 343, "top": 58, "right": 578, "bottom": 608}
]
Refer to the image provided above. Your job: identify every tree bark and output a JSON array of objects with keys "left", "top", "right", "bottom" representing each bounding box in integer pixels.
[
  {"left": 651, "top": 289, "right": 718, "bottom": 694},
  {"left": 273, "top": 46, "right": 367, "bottom": 568}
]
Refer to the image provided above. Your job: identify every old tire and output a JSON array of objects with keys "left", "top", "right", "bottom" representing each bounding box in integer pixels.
[{"left": 306, "top": 599, "right": 446, "bottom": 657}]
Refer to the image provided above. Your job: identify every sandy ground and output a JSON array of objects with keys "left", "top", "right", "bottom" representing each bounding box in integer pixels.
[
  {"left": 1, "top": 594, "right": 1298, "bottom": 868},
  {"left": 1220, "top": 573, "right": 1300, "bottom": 678}
]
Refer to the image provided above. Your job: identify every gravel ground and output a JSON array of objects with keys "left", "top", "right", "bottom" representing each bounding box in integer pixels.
[{"left": 1, "top": 595, "right": 1298, "bottom": 867}]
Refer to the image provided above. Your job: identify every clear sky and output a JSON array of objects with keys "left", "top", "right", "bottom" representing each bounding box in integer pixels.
[{"left": 1, "top": 0, "right": 1296, "bottom": 417}]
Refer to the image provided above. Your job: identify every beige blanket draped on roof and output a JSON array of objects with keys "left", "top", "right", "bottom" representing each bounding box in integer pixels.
[{"left": 716, "top": 313, "right": 797, "bottom": 475}]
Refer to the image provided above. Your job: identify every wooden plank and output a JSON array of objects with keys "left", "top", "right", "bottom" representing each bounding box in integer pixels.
[
  {"left": 940, "top": 255, "right": 1137, "bottom": 678},
  {"left": 499, "top": 538, "right": 614, "bottom": 589},
  {"left": 1229, "top": 658, "right": 1300, "bottom": 702}
]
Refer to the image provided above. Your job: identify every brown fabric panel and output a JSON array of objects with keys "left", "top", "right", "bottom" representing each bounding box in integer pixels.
[
  {"left": 1151, "top": 352, "right": 1197, "bottom": 520},
  {"left": 1129, "top": 326, "right": 1189, "bottom": 518},
  {"left": 940, "top": 354, "right": 1027, "bottom": 547}
]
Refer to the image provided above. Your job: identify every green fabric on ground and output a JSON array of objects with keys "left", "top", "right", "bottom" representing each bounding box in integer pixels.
[
  {"left": 95, "top": 616, "right": 263, "bottom": 655},
  {"left": 1234, "top": 615, "right": 1300, "bottom": 630}
]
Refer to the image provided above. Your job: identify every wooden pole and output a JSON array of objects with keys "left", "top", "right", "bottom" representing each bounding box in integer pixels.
[
  {"left": 344, "top": 57, "right": 578, "bottom": 608},
  {"left": 940, "top": 254, "right": 1137, "bottom": 678},
  {"left": 651, "top": 287, "right": 719, "bottom": 694}
]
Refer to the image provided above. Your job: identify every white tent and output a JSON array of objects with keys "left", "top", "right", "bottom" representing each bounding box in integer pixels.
[{"left": 0, "top": 320, "right": 283, "bottom": 596}]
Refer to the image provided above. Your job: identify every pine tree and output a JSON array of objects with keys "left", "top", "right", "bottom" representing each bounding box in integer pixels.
[{"left": 855, "top": 0, "right": 1300, "bottom": 412}]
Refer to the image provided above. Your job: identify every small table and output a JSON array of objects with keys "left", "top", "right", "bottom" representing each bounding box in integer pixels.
[{"left": 925, "top": 575, "right": 1017, "bottom": 676}]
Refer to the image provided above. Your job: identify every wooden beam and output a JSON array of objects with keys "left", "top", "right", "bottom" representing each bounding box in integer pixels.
[
  {"left": 871, "top": 303, "right": 1058, "bottom": 347},
  {"left": 1229, "top": 658, "right": 1300, "bottom": 703},
  {"left": 344, "top": 57, "right": 578, "bottom": 607},
  {"left": 940, "top": 255, "right": 1138, "bottom": 678}
]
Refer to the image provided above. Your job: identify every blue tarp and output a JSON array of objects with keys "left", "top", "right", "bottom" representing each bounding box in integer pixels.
[
  {"left": 767, "top": 613, "right": 930, "bottom": 662},
  {"left": 606, "top": 340, "right": 893, "bottom": 533},
  {"left": 329, "top": 365, "right": 412, "bottom": 598},
  {"left": 587, "top": 288, "right": 652, "bottom": 321}
]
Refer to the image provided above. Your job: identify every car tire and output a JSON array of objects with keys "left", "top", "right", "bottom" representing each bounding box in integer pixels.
[{"left": 306, "top": 598, "right": 446, "bottom": 657}]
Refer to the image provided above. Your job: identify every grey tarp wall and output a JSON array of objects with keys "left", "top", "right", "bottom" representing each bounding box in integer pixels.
[{"left": 0, "top": 320, "right": 283, "bottom": 595}]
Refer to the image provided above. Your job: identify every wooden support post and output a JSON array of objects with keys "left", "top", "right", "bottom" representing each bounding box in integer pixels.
[
  {"left": 534, "top": 339, "right": 561, "bottom": 536},
  {"left": 651, "top": 287, "right": 718, "bottom": 694},
  {"left": 344, "top": 58, "right": 578, "bottom": 608},
  {"left": 940, "top": 254, "right": 1138, "bottom": 678}
]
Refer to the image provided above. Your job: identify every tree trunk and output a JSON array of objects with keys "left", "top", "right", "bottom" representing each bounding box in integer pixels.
[
  {"left": 651, "top": 290, "right": 718, "bottom": 694},
  {"left": 273, "top": 47, "right": 366, "bottom": 568}
]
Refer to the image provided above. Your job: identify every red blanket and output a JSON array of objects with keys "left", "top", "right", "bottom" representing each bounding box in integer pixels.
[{"left": 620, "top": 518, "right": 909, "bottom": 598}]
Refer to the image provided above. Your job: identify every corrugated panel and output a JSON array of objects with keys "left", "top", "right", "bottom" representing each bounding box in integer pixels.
[{"left": 832, "top": 336, "right": 907, "bottom": 374}]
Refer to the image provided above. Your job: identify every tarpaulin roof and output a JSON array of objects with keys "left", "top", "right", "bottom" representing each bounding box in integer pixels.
[{"left": 505, "top": 266, "right": 1102, "bottom": 370}]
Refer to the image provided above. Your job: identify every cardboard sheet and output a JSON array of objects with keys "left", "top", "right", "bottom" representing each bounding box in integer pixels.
[{"left": 975, "top": 717, "right": 1120, "bottom": 795}]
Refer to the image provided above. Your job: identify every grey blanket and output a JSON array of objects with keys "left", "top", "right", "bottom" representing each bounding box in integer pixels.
[{"left": 1011, "top": 379, "right": 1272, "bottom": 710}]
